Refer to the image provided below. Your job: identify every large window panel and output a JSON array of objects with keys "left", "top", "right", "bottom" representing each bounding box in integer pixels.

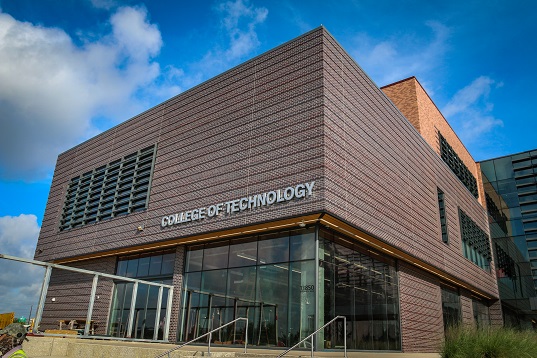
[
  {"left": 229, "top": 238, "right": 257, "bottom": 268},
  {"left": 203, "top": 244, "right": 229, "bottom": 270},
  {"left": 258, "top": 232, "right": 289, "bottom": 264}
]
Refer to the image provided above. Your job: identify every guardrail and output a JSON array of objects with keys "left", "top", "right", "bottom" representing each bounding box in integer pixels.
[
  {"left": 155, "top": 317, "right": 248, "bottom": 357},
  {"left": 0, "top": 253, "right": 174, "bottom": 342},
  {"left": 277, "top": 315, "right": 347, "bottom": 357}
]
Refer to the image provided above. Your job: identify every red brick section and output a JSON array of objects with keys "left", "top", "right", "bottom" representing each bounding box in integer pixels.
[
  {"left": 40, "top": 256, "right": 116, "bottom": 333},
  {"left": 382, "top": 77, "right": 484, "bottom": 207}
]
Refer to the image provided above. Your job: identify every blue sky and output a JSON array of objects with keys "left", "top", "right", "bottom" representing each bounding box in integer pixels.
[{"left": 0, "top": 0, "right": 535, "bottom": 316}]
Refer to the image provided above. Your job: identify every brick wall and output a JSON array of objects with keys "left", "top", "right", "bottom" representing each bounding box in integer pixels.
[
  {"left": 398, "top": 262, "right": 443, "bottom": 352},
  {"left": 36, "top": 28, "right": 326, "bottom": 263},
  {"left": 382, "top": 78, "right": 482, "bottom": 204}
]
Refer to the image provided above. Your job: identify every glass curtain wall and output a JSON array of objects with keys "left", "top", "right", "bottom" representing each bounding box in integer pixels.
[
  {"left": 179, "top": 225, "right": 401, "bottom": 351},
  {"left": 318, "top": 228, "right": 400, "bottom": 350},
  {"left": 180, "top": 228, "right": 316, "bottom": 348},
  {"left": 109, "top": 250, "right": 175, "bottom": 339}
]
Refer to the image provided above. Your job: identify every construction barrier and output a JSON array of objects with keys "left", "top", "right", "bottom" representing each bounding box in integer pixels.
[{"left": 0, "top": 312, "right": 15, "bottom": 330}]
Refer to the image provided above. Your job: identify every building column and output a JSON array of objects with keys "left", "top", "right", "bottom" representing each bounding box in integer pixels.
[{"left": 168, "top": 246, "right": 185, "bottom": 342}]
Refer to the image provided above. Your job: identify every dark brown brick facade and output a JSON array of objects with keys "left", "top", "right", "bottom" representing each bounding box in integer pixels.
[
  {"left": 36, "top": 27, "right": 499, "bottom": 351},
  {"left": 40, "top": 256, "right": 116, "bottom": 333}
]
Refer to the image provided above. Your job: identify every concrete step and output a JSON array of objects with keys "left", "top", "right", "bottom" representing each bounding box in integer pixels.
[{"left": 22, "top": 336, "right": 440, "bottom": 358}]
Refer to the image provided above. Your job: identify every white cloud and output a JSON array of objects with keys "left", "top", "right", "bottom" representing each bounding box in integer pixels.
[
  {"left": 0, "top": 6, "right": 178, "bottom": 181},
  {"left": 218, "top": 0, "right": 268, "bottom": 60},
  {"left": 183, "top": 0, "right": 268, "bottom": 83},
  {"left": 0, "top": 214, "right": 43, "bottom": 318},
  {"left": 442, "top": 76, "right": 504, "bottom": 144},
  {"left": 350, "top": 20, "right": 450, "bottom": 86},
  {"left": 89, "top": 0, "right": 118, "bottom": 10}
]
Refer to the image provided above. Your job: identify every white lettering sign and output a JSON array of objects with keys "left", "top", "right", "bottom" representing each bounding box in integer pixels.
[{"left": 161, "top": 181, "right": 315, "bottom": 228}]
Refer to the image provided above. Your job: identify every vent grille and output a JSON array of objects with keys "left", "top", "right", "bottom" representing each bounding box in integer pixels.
[{"left": 60, "top": 145, "right": 156, "bottom": 231}]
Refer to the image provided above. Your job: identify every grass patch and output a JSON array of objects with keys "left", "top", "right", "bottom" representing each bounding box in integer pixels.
[{"left": 441, "top": 325, "right": 537, "bottom": 358}]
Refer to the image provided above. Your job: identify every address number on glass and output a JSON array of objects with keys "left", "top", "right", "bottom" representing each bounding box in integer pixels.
[{"left": 300, "top": 285, "right": 314, "bottom": 292}]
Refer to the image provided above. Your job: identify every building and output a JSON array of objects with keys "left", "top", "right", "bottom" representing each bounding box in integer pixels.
[
  {"left": 480, "top": 151, "right": 537, "bottom": 328},
  {"left": 35, "top": 27, "right": 501, "bottom": 353}
]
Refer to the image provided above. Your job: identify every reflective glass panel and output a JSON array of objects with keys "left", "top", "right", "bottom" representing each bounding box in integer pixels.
[
  {"left": 290, "top": 228, "right": 315, "bottom": 261},
  {"left": 186, "top": 246, "right": 203, "bottom": 272},
  {"left": 149, "top": 255, "right": 162, "bottom": 276},
  {"left": 229, "top": 238, "right": 257, "bottom": 268},
  {"left": 494, "top": 157, "right": 515, "bottom": 181},
  {"left": 203, "top": 244, "right": 229, "bottom": 270},
  {"left": 258, "top": 232, "right": 289, "bottom": 264},
  {"left": 161, "top": 253, "right": 175, "bottom": 275}
]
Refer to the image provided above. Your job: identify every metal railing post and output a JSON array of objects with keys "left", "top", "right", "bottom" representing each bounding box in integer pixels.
[
  {"left": 343, "top": 316, "right": 347, "bottom": 358},
  {"left": 208, "top": 331, "right": 212, "bottom": 356},
  {"left": 84, "top": 274, "right": 99, "bottom": 336},
  {"left": 310, "top": 335, "right": 314, "bottom": 357},
  {"left": 34, "top": 265, "right": 52, "bottom": 333},
  {"left": 154, "top": 286, "right": 163, "bottom": 341},
  {"left": 244, "top": 319, "right": 248, "bottom": 353},
  {"left": 163, "top": 287, "right": 173, "bottom": 341},
  {"left": 126, "top": 282, "right": 138, "bottom": 338}
]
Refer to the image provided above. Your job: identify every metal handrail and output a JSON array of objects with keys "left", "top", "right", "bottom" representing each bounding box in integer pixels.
[
  {"left": 277, "top": 315, "right": 347, "bottom": 357},
  {"left": 155, "top": 317, "right": 248, "bottom": 357}
]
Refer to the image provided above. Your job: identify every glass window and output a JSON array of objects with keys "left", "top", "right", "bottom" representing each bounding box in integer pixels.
[
  {"left": 137, "top": 256, "right": 150, "bottom": 277},
  {"left": 501, "top": 193, "right": 520, "bottom": 209},
  {"left": 256, "top": 263, "right": 290, "bottom": 346},
  {"left": 111, "top": 251, "right": 174, "bottom": 339},
  {"left": 494, "top": 157, "right": 515, "bottom": 181},
  {"left": 229, "top": 238, "right": 257, "bottom": 268},
  {"left": 202, "top": 269, "right": 228, "bottom": 296},
  {"left": 179, "top": 226, "right": 401, "bottom": 351},
  {"left": 288, "top": 260, "right": 316, "bottom": 346},
  {"left": 186, "top": 246, "right": 203, "bottom": 272},
  {"left": 117, "top": 260, "right": 128, "bottom": 277},
  {"left": 290, "top": 228, "right": 315, "bottom": 261},
  {"left": 161, "top": 253, "right": 175, "bottom": 275},
  {"left": 126, "top": 258, "right": 139, "bottom": 277},
  {"left": 480, "top": 161, "right": 497, "bottom": 182},
  {"left": 473, "top": 299, "right": 490, "bottom": 328},
  {"left": 504, "top": 206, "right": 522, "bottom": 220},
  {"left": 318, "top": 227, "right": 400, "bottom": 351},
  {"left": 438, "top": 188, "right": 448, "bottom": 244},
  {"left": 227, "top": 266, "right": 257, "bottom": 301},
  {"left": 441, "top": 286, "right": 461, "bottom": 331},
  {"left": 497, "top": 179, "right": 517, "bottom": 194},
  {"left": 149, "top": 255, "right": 163, "bottom": 276},
  {"left": 258, "top": 232, "right": 289, "bottom": 264},
  {"left": 202, "top": 244, "right": 229, "bottom": 270}
]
